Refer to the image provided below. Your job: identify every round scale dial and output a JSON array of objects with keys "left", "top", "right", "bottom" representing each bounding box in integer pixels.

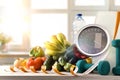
[{"left": 76, "top": 24, "right": 110, "bottom": 56}]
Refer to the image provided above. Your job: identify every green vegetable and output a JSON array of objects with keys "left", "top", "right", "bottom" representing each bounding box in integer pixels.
[
  {"left": 52, "top": 52, "right": 65, "bottom": 61},
  {"left": 53, "top": 55, "right": 60, "bottom": 61},
  {"left": 43, "top": 56, "right": 55, "bottom": 70},
  {"left": 53, "top": 61, "right": 63, "bottom": 71},
  {"left": 58, "top": 56, "right": 66, "bottom": 66},
  {"left": 30, "top": 46, "right": 45, "bottom": 57},
  {"left": 64, "top": 63, "right": 72, "bottom": 72}
]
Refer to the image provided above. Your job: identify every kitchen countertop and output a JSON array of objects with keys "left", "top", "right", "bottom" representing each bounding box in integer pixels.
[
  {"left": 0, "top": 52, "right": 118, "bottom": 80},
  {"left": 0, "top": 65, "right": 119, "bottom": 80}
]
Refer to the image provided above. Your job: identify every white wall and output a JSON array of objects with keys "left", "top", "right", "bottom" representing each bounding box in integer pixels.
[{"left": 95, "top": 11, "right": 119, "bottom": 74}]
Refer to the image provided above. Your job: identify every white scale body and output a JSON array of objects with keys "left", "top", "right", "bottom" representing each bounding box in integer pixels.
[
  {"left": 75, "top": 24, "right": 110, "bottom": 75},
  {"left": 75, "top": 11, "right": 120, "bottom": 75}
]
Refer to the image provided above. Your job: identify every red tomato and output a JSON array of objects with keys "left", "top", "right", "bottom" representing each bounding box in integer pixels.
[
  {"left": 26, "top": 57, "right": 43, "bottom": 70},
  {"left": 41, "top": 57, "right": 46, "bottom": 62}
]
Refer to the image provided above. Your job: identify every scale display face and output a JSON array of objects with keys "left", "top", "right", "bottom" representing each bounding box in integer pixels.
[{"left": 76, "top": 24, "right": 109, "bottom": 56}]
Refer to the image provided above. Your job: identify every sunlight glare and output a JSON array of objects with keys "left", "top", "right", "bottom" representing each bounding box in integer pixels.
[{"left": 0, "top": 0, "right": 27, "bottom": 44}]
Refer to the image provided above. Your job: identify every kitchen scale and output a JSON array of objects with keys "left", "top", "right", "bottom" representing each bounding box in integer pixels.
[
  {"left": 75, "top": 24, "right": 111, "bottom": 75},
  {"left": 76, "top": 24, "right": 110, "bottom": 56}
]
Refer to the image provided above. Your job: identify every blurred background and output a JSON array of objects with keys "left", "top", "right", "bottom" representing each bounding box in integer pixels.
[{"left": 0, "top": 0, "right": 119, "bottom": 64}]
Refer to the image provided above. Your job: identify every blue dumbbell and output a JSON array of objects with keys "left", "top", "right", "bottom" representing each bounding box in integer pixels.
[
  {"left": 112, "top": 39, "right": 120, "bottom": 75},
  {"left": 76, "top": 60, "right": 110, "bottom": 75}
]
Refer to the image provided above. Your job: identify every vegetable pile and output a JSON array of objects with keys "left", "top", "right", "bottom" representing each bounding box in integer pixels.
[{"left": 10, "top": 33, "right": 91, "bottom": 75}]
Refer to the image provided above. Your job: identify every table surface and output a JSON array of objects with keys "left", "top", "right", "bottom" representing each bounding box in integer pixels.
[
  {"left": 0, "top": 52, "right": 119, "bottom": 80},
  {"left": 0, "top": 65, "right": 119, "bottom": 80}
]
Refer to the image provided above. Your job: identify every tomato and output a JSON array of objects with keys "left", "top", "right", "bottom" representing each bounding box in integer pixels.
[
  {"left": 41, "top": 57, "right": 46, "bottom": 62},
  {"left": 26, "top": 57, "right": 44, "bottom": 70}
]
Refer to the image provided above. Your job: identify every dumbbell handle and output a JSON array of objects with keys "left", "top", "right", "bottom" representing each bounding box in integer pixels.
[
  {"left": 116, "top": 48, "right": 120, "bottom": 66},
  {"left": 84, "top": 64, "right": 97, "bottom": 71}
]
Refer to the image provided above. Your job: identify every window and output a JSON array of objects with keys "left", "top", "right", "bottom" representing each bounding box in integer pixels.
[
  {"left": 110, "top": 0, "right": 120, "bottom": 10},
  {"left": 30, "top": 0, "right": 68, "bottom": 47},
  {"left": 115, "top": 0, "right": 120, "bottom": 6},
  {"left": 0, "top": 0, "right": 29, "bottom": 51},
  {"left": 75, "top": 0, "right": 105, "bottom": 6},
  {"left": 31, "top": 0, "right": 67, "bottom": 9},
  {"left": 0, "top": 0, "right": 68, "bottom": 52},
  {"left": 31, "top": 13, "right": 67, "bottom": 47},
  {"left": 0, "top": 0, "right": 119, "bottom": 52},
  {"left": 71, "top": 0, "right": 108, "bottom": 10}
]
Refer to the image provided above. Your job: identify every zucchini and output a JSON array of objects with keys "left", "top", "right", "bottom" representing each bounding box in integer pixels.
[{"left": 43, "top": 55, "right": 55, "bottom": 70}]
